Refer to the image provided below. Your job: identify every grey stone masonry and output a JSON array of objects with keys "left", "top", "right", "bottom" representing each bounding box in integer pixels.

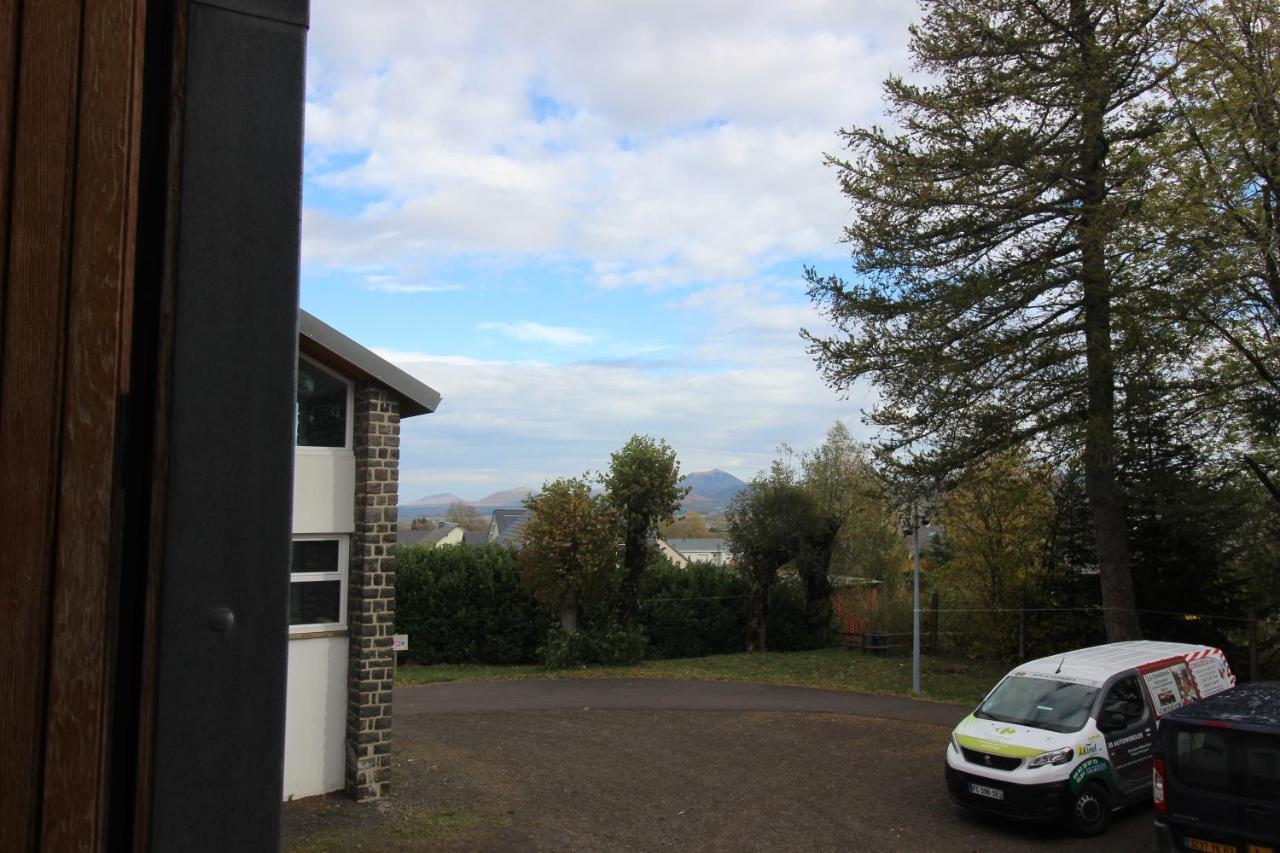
[{"left": 346, "top": 384, "right": 401, "bottom": 802}]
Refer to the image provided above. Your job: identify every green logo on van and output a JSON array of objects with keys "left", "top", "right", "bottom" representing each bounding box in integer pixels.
[{"left": 1068, "top": 757, "right": 1111, "bottom": 794}]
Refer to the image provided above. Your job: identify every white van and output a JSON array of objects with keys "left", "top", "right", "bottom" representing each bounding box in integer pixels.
[{"left": 944, "top": 641, "right": 1236, "bottom": 836}]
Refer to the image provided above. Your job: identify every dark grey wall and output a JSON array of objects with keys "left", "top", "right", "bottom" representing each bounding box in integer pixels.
[{"left": 149, "top": 1, "right": 308, "bottom": 849}]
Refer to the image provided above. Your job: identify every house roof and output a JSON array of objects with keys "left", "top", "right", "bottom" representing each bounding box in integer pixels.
[
  {"left": 397, "top": 522, "right": 460, "bottom": 550},
  {"left": 665, "top": 538, "right": 728, "bottom": 555},
  {"left": 490, "top": 508, "right": 530, "bottom": 545},
  {"left": 298, "top": 309, "right": 441, "bottom": 418},
  {"left": 461, "top": 531, "right": 489, "bottom": 546}
]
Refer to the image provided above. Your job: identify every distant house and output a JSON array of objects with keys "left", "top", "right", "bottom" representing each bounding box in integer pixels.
[
  {"left": 462, "top": 530, "right": 490, "bottom": 547},
  {"left": 662, "top": 538, "right": 732, "bottom": 566},
  {"left": 287, "top": 310, "right": 440, "bottom": 804},
  {"left": 398, "top": 521, "right": 463, "bottom": 550},
  {"left": 489, "top": 508, "right": 531, "bottom": 546}
]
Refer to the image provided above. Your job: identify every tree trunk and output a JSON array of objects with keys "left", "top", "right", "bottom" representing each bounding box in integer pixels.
[
  {"left": 560, "top": 597, "right": 578, "bottom": 633},
  {"left": 1073, "top": 0, "right": 1142, "bottom": 642},
  {"left": 617, "top": 526, "right": 648, "bottom": 625},
  {"left": 751, "top": 580, "right": 771, "bottom": 652}
]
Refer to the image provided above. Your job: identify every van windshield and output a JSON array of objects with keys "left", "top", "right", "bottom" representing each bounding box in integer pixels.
[{"left": 975, "top": 676, "right": 1100, "bottom": 733}]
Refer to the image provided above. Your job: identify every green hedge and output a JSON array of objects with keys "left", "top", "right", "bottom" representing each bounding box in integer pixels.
[
  {"left": 395, "top": 546, "right": 829, "bottom": 666},
  {"left": 395, "top": 543, "right": 547, "bottom": 664},
  {"left": 639, "top": 559, "right": 752, "bottom": 658}
]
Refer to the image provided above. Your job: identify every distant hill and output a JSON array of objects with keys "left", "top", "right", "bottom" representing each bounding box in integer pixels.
[
  {"left": 679, "top": 469, "right": 747, "bottom": 513},
  {"left": 406, "top": 492, "right": 467, "bottom": 507},
  {"left": 474, "top": 487, "right": 533, "bottom": 507},
  {"left": 402, "top": 471, "right": 746, "bottom": 519},
  {"left": 403, "top": 486, "right": 533, "bottom": 513}
]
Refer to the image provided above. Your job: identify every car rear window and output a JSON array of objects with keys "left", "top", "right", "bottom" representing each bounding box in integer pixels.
[
  {"left": 1174, "top": 729, "right": 1232, "bottom": 794},
  {"left": 1244, "top": 733, "right": 1280, "bottom": 802}
]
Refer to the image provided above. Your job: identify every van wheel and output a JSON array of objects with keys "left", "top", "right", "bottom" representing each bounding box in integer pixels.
[{"left": 1065, "top": 782, "right": 1111, "bottom": 837}]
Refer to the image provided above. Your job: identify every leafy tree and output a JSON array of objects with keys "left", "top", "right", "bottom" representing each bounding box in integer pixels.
[
  {"left": 518, "top": 478, "right": 620, "bottom": 632},
  {"left": 1159, "top": 0, "right": 1280, "bottom": 507},
  {"left": 408, "top": 516, "right": 436, "bottom": 531},
  {"left": 935, "top": 450, "right": 1056, "bottom": 658},
  {"left": 726, "top": 463, "right": 817, "bottom": 651},
  {"left": 791, "top": 422, "right": 904, "bottom": 582},
  {"left": 660, "top": 511, "right": 711, "bottom": 539},
  {"left": 803, "top": 0, "right": 1186, "bottom": 641},
  {"left": 445, "top": 500, "right": 488, "bottom": 531},
  {"left": 600, "top": 435, "right": 689, "bottom": 624}
]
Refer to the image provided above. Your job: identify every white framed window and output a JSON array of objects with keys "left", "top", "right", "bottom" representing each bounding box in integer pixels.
[
  {"left": 295, "top": 355, "right": 353, "bottom": 451},
  {"left": 289, "top": 535, "right": 349, "bottom": 632}
]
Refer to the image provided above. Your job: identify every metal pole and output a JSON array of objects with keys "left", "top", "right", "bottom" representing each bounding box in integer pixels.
[
  {"left": 912, "top": 504, "right": 921, "bottom": 695},
  {"left": 1249, "top": 606, "right": 1259, "bottom": 682}
]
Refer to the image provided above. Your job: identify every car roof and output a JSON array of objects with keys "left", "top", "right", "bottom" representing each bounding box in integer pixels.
[
  {"left": 1010, "top": 641, "right": 1222, "bottom": 688},
  {"left": 1162, "top": 682, "right": 1280, "bottom": 730}
]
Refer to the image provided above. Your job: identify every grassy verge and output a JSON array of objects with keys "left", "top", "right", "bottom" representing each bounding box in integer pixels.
[{"left": 395, "top": 648, "right": 1010, "bottom": 705}]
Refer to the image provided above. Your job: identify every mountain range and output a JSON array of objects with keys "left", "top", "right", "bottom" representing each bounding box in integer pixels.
[{"left": 402, "top": 469, "right": 748, "bottom": 515}]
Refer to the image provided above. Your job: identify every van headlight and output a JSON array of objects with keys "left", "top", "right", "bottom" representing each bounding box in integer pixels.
[
  {"left": 1027, "top": 747, "right": 1074, "bottom": 768},
  {"left": 949, "top": 733, "right": 960, "bottom": 753}
]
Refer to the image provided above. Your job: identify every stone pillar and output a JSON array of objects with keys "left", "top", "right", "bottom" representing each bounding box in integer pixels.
[{"left": 346, "top": 384, "right": 400, "bottom": 801}]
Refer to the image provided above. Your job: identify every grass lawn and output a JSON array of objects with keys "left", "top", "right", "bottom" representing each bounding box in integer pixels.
[{"left": 395, "top": 648, "right": 1011, "bottom": 705}]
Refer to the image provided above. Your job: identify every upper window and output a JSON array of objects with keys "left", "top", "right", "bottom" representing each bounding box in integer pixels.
[{"left": 296, "top": 356, "right": 351, "bottom": 448}]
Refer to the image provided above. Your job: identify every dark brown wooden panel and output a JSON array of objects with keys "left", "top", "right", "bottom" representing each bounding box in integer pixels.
[
  {"left": 41, "top": 0, "right": 147, "bottom": 849},
  {"left": 0, "top": 2, "right": 86, "bottom": 849}
]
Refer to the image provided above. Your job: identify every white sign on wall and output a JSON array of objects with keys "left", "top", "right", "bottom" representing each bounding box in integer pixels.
[{"left": 392, "top": 633, "right": 409, "bottom": 652}]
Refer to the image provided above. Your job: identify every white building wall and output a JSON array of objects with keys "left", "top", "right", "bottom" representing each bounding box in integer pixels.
[
  {"left": 285, "top": 449, "right": 356, "bottom": 799},
  {"left": 291, "top": 452, "right": 355, "bottom": 534},
  {"left": 283, "top": 636, "right": 348, "bottom": 799}
]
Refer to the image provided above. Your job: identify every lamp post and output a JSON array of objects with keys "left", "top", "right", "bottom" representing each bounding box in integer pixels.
[{"left": 911, "top": 502, "right": 922, "bottom": 695}]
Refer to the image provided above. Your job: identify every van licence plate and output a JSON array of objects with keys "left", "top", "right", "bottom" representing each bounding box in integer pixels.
[
  {"left": 1184, "top": 839, "right": 1237, "bottom": 853},
  {"left": 968, "top": 783, "right": 1003, "bottom": 800}
]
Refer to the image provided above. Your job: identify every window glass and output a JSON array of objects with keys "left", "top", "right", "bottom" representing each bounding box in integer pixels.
[
  {"left": 292, "top": 539, "right": 340, "bottom": 574},
  {"left": 289, "top": 580, "right": 341, "bottom": 626},
  {"left": 975, "top": 676, "right": 1099, "bottom": 733},
  {"left": 1244, "top": 734, "right": 1280, "bottom": 802},
  {"left": 1174, "top": 729, "right": 1233, "bottom": 794},
  {"left": 296, "top": 358, "right": 348, "bottom": 447},
  {"left": 1101, "top": 676, "right": 1147, "bottom": 729}
]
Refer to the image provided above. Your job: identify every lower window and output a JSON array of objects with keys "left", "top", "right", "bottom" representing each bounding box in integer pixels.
[{"left": 290, "top": 535, "right": 348, "bottom": 631}]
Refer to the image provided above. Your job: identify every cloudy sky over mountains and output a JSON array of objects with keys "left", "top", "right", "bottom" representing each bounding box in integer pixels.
[{"left": 301, "top": 0, "right": 918, "bottom": 498}]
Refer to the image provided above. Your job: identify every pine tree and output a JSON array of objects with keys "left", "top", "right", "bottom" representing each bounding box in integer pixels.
[{"left": 804, "top": 0, "right": 1184, "bottom": 640}]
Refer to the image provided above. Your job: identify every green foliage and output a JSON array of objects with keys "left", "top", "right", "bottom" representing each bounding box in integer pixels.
[
  {"left": 539, "top": 623, "right": 648, "bottom": 669},
  {"left": 1157, "top": 0, "right": 1280, "bottom": 510},
  {"left": 519, "top": 477, "right": 621, "bottom": 629},
  {"left": 600, "top": 435, "right": 690, "bottom": 622},
  {"left": 639, "top": 558, "right": 751, "bottom": 658},
  {"left": 803, "top": 0, "right": 1189, "bottom": 641},
  {"left": 395, "top": 544, "right": 547, "bottom": 665}
]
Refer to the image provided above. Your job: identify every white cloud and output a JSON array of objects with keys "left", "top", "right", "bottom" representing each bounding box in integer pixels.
[
  {"left": 479, "top": 321, "right": 595, "bottom": 346},
  {"left": 302, "top": 0, "right": 919, "bottom": 286},
  {"left": 375, "top": 278, "right": 876, "bottom": 496}
]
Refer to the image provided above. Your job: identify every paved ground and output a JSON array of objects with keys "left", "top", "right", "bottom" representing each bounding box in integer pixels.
[{"left": 283, "top": 680, "right": 1152, "bottom": 852}]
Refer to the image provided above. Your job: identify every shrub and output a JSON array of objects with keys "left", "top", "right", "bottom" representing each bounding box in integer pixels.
[
  {"left": 639, "top": 558, "right": 751, "bottom": 658},
  {"left": 540, "top": 622, "right": 647, "bottom": 669},
  {"left": 396, "top": 543, "right": 548, "bottom": 664}
]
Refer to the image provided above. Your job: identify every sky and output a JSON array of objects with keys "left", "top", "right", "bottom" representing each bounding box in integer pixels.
[{"left": 301, "top": 0, "right": 920, "bottom": 502}]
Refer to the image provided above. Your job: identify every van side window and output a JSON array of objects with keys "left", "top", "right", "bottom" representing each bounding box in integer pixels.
[{"left": 1101, "top": 675, "right": 1147, "bottom": 729}]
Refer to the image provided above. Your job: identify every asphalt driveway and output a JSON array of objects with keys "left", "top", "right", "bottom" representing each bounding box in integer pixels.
[{"left": 283, "top": 680, "right": 1152, "bottom": 852}]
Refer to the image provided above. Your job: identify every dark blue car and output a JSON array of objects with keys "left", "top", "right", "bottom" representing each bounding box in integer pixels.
[{"left": 1153, "top": 682, "right": 1280, "bottom": 853}]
